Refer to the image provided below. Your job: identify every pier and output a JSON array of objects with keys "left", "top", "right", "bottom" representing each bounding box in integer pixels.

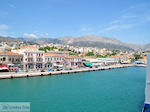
[{"left": 0, "top": 64, "right": 135, "bottom": 79}]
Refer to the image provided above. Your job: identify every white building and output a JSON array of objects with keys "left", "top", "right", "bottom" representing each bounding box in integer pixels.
[{"left": 12, "top": 46, "right": 44, "bottom": 70}]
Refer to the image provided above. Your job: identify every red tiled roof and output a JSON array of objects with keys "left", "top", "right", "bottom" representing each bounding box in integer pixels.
[
  {"left": 69, "top": 55, "right": 78, "bottom": 58},
  {"left": 20, "top": 46, "right": 38, "bottom": 49},
  {"left": 5, "top": 52, "right": 19, "bottom": 55},
  {"left": 65, "top": 55, "right": 80, "bottom": 58},
  {"left": 45, "top": 53, "right": 61, "bottom": 57},
  {"left": 111, "top": 54, "right": 129, "bottom": 58},
  {"left": 0, "top": 52, "right": 19, "bottom": 55}
]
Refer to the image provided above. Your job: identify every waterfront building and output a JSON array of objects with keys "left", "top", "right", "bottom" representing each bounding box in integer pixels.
[
  {"left": 84, "top": 57, "right": 119, "bottom": 66},
  {"left": 0, "top": 52, "right": 23, "bottom": 71},
  {"left": 96, "top": 58, "right": 119, "bottom": 65},
  {"left": 47, "top": 51, "right": 69, "bottom": 56},
  {"left": 12, "top": 46, "right": 44, "bottom": 70},
  {"left": 0, "top": 42, "right": 11, "bottom": 52},
  {"left": 23, "top": 51, "right": 44, "bottom": 70},
  {"left": 64, "top": 55, "right": 82, "bottom": 68},
  {"left": 44, "top": 53, "right": 64, "bottom": 68},
  {"left": 111, "top": 54, "right": 134, "bottom": 64},
  {"left": 138, "top": 56, "right": 147, "bottom": 64},
  {"left": 12, "top": 45, "right": 39, "bottom": 54}
]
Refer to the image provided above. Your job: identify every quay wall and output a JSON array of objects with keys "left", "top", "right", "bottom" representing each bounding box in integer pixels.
[{"left": 0, "top": 64, "right": 135, "bottom": 80}]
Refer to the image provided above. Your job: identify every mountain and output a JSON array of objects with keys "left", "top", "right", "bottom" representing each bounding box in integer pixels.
[
  {"left": 143, "top": 43, "right": 150, "bottom": 51},
  {"left": 57, "top": 36, "right": 134, "bottom": 50},
  {"left": 0, "top": 36, "right": 20, "bottom": 42},
  {"left": 0, "top": 35, "right": 149, "bottom": 51},
  {"left": 0, "top": 36, "right": 38, "bottom": 46}
]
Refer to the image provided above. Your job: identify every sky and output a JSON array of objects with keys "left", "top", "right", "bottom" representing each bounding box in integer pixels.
[{"left": 0, "top": 0, "right": 150, "bottom": 44}]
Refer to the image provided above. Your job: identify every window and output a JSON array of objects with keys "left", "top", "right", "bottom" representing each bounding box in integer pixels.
[
  {"left": 3, "top": 57, "right": 6, "bottom": 61},
  {"left": 12, "top": 58, "right": 14, "bottom": 62}
]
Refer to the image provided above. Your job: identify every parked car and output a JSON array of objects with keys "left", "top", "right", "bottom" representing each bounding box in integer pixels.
[
  {"left": 64, "top": 68, "right": 69, "bottom": 70},
  {"left": 69, "top": 68, "right": 73, "bottom": 70},
  {"left": 56, "top": 68, "right": 63, "bottom": 71},
  {"left": 95, "top": 66, "right": 99, "bottom": 68},
  {"left": 89, "top": 66, "right": 93, "bottom": 68},
  {"left": 47, "top": 69, "right": 53, "bottom": 71},
  {"left": 19, "top": 69, "right": 24, "bottom": 72},
  {"left": 41, "top": 70, "right": 45, "bottom": 72}
]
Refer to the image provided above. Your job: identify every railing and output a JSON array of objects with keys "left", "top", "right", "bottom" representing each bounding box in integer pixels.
[{"left": 143, "top": 54, "right": 150, "bottom": 112}]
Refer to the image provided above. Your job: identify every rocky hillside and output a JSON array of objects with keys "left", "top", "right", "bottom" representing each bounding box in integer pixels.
[{"left": 0, "top": 35, "right": 149, "bottom": 51}]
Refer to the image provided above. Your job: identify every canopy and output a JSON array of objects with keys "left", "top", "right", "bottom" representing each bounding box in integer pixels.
[{"left": 83, "top": 62, "right": 93, "bottom": 66}]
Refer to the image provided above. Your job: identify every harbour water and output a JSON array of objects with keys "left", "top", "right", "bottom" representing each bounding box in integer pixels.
[{"left": 0, "top": 67, "right": 146, "bottom": 112}]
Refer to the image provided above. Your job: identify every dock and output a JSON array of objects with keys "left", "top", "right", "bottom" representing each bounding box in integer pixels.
[{"left": 0, "top": 64, "right": 135, "bottom": 79}]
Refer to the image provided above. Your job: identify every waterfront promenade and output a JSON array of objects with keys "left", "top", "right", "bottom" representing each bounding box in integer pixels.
[{"left": 0, "top": 64, "right": 136, "bottom": 79}]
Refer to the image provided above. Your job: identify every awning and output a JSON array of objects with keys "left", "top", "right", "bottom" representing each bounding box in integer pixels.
[
  {"left": 8, "top": 64, "right": 14, "bottom": 66},
  {"left": 83, "top": 62, "right": 93, "bottom": 66},
  {"left": 0, "top": 67, "right": 8, "bottom": 70}
]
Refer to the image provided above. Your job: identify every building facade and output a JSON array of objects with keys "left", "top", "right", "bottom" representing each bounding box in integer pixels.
[
  {"left": 12, "top": 46, "right": 44, "bottom": 70},
  {"left": 64, "top": 55, "right": 82, "bottom": 68},
  {"left": 44, "top": 53, "right": 64, "bottom": 69},
  {"left": 0, "top": 52, "right": 23, "bottom": 66}
]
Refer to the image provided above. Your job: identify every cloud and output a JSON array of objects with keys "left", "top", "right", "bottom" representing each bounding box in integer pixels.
[
  {"left": 110, "top": 20, "right": 122, "bottom": 24},
  {"left": 24, "top": 33, "right": 37, "bottom": 38},
  {"left": 0, "top": 24, "right": 10, "bottom": 30},
  {"left": 80, "top": 27, "right": 92, "bottom": 32},
  {"left": 39, "top": 32, "right": 49, "bottom": 37},
  {"left": 45, "top": 33, "right": 49, "bottom": 36},
  {"left": 33, "top": 30, "right": 38, "bottom": 33},
  {"left": 103, "top": 3, "right": 150, "bottom": 34},
  {"left": 99, "top": 24, "right": 133, "bottom": 34},
  {"left": 105, "top": 25, "right": 119, "bottom": 31},
  {"left": 120, "top": 13, "right": 137, "bottom": 19},
  {"left": 122, "top": 24, "right": 133, "bottom": 28}
]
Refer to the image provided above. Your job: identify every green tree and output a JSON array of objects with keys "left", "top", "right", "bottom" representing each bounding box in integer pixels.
[
  {"left": 39, "top": 47, "right": 45, "bottom": 51},
  {"left": 133, "top": 54, "right": 142, "bottom": 60},
  {"left": 45, "top": 46, "right": 51, "bottom": 51},
  {"left": 96, "top": 54, "right": 105, "bottom": 58},
  {"left": 85, "top": 52, "right": 94, "bottom": 56},
  {"left": 111, "top": 52, "right": 117, "bottom": 55}
]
